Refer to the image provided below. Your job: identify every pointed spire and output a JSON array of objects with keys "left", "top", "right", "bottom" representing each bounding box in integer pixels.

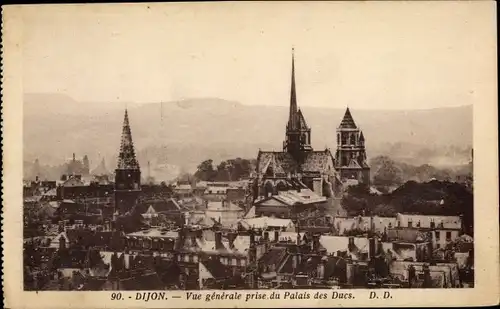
[
  {"left": 288, "top": 47, "right": 298, "bottom": 130},
  {"left": 339, "top": 107, "right": 357, "bottom": 129},
  {"left": 117, "top": 109, "right": 140, "bottom": 170}
]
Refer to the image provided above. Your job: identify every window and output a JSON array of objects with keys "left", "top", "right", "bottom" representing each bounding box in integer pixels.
[
  {"left": 435, "top": 231, "right": 440, "bottom": 240},
  {"left": 232, "top": 258, "right": 237, "bottom": 266},
  {"left": 416, "top": 221, "right": 421, "bottom": 227},
  {"left": 446, "top": 232, "right": 452, "bottom": 240},
  {"left": 183, "top": 255, "right": 189, "bottom": 263},
  {"left": 436, "top": 243, "right": 441, "bottom": 249},
  {"left": 408, "top": 220, "right": 413, "bottom": 228},
  {"left": 193, "top": 255, "right": 198, "bottom": 263},
  {"left": 430, "top": 221, "right": 435, "bottom": 229}
]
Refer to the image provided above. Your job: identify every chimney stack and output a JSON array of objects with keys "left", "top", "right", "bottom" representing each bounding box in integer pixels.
[
  {"left": 58, "top": 235, "right": 66, "bottom": 251},
  {"left": 215, "top": 231, "right": 222, "bottom": 249},
  {"left": 368, "top": 237, "right": 376, "bottom": 260},
  {"left": 347, "top": 236, "right": 354, "bottom": 252},
  {"left": 313, "top": 234, "right": 320, "bottom": 253},
  {"left": 250, "top": 230, "right": 255, "bottom": 246}
]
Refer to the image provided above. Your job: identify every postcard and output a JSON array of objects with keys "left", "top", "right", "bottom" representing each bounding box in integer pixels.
[{"left": 2, "top": 2, "right": 498, "bottom": 308}]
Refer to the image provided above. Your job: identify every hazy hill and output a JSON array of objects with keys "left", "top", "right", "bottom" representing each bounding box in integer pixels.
[{"left": 23, "top": 93, "right": 472, "bottom": 179}]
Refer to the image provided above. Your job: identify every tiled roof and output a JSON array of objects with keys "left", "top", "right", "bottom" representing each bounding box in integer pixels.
[
  {"left": 257, "top": 152, "right": 298, "bottom": 175},
  {"left": 259, "top": 247, "right": 287, "bottom": 266},
  {"left": 239, "top": 216, "right": 294, "bottom": 230},
  {"left": 119, "top": 271, "right": 164, "bottom": 290},
  {"left": 302, "top": 150, "right": 334, "bottom": 173},
  {"left": 274, "top": 189, "right": 327, "bottom": 205},
  {"left": 257, "top": 150, "right": 334, "bottom": 175},
  {"left": 126, "top": 228, "right": 179, "bottom": 239},
  {"left": 200, "top": 257, "right": 231, "bottom": 279}
]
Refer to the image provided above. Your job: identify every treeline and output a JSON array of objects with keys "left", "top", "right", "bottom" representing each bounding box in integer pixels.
[
  {"left": 177, "top": 158, "right": 256, "bottom": 183},
  {"left": 342, "top": 180, "right": 474, "bottom": 235},
  {"left": 370, "top": 155, "right": 472, "bottom": 187}
]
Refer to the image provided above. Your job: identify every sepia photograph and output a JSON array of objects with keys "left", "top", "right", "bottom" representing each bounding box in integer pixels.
[{"left": 2, "top": 1, "right": 498, "bottom": 308}]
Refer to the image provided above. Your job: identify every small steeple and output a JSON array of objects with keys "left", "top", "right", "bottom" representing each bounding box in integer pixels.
[
  {"left": 359, "top": 131, "right": 365, "bottom": 142},
  {"left": 288, "top": 47, "right": 298, "bottom": 130},
  {"left": 117, "top": 109, "right": 140, "bottom": 170}
]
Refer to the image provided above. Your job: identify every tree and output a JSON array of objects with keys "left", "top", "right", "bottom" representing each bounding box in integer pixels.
[
  {"left": 194, "top": 159, "right": 217, "bottom": 181},
  {"left": 372, "top": 157, "right": 404, "bottom": 186}
]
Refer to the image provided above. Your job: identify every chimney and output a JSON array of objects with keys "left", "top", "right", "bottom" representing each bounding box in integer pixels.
[
  {"left": 215, "top": 231, "right": 222, "bottom": 249},
  {"left": 369, "top": 238, "right": 375, "bottom": 260},
  {"left": 317, "top": 258, "right": 326, "bottom": 279},
  {"left": 348, "top": 236, "right": 355, "bottom": 252},
  {"left": 274, "top": 230, "right": 279, "bottom": 242},
  {"left": 59, "top": 235, "right": 66, "bottom": 250},
  {"left": 191, "top": 232, "right": 197, "bottom": 248},
  {"left": 313, "top": 234, "right": 320, "bottom": 253}
]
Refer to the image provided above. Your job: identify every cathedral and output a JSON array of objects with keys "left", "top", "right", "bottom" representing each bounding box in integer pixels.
[
  {"left": 114, "top": 109, "right": 142, "bottom": 214},
  {"left": 254, "top": 50, "right": 370, "bottom": 199}
]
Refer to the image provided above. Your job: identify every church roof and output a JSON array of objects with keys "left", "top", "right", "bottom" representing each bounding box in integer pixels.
[
  {"left": 338, "top": 108, "right": 357, "bottom": 129},
  {"left": 117, "top": 109, "right": 140, "bottom": 170},
  {"left": 257, "top": 150, "right": 334, "bottom": 175},
  {"left": 257, "top": 151, "right": 298, "bottom": 176},
  {"left": 301, "top": 150, "right": 334, "bottom": 172}
]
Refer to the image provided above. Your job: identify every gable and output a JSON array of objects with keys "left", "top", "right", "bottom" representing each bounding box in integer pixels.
[{"left": 254, "top": 197, "right": 290, "bottom": 207}]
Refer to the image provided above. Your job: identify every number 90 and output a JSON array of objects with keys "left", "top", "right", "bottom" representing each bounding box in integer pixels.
[{"left": 111, "top": 292, "right": 123, "bottom": 300}]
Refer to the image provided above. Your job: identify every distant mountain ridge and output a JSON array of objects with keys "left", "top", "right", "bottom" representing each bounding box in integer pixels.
[{"left": 23, "top": 93, "right": 472, "bottom": 179}]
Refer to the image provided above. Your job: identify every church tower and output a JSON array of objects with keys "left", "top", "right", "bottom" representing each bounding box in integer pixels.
[
  {"left": 114, "top": 109, "right": 141, "bottom": 214},
  {"left": 283, "top": 48, "right": 312, "bottom": 163},
  {"left": 335, "top": 108, "right": 370, "bottom": 184}
]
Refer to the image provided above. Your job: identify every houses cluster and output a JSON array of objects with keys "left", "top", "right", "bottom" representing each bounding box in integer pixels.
[
  {"left": 23, "top": 50, "right": 473, "bottom": 290},
  {"left": 24, "top": 173, "right": 473, "bottom": 291}
]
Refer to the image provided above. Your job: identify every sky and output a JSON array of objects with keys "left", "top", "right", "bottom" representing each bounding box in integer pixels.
[{"left": 20, "top": 2, "right": 496, "bottom": 110}]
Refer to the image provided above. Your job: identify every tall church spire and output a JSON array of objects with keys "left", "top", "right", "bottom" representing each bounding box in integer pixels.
[
  {"left": 117, "top": 109, "right": 140, "bottom": 170},
  {"left": 288, "top": 48, "right": 298, "bottom": 130},
  {"left": 283, "top": 48, "right": 313, "bottom": 158}
]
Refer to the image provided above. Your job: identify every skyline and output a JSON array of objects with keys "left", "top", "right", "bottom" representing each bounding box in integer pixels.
[{"left": 20, "top": 2, "right": 495, "bottom": 110}]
